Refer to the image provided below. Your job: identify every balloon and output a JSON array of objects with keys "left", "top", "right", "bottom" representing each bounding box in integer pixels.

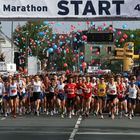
[
  {"left": 80, "top": 52, "right": 84, "bottom": 56},
  {"left": 92, "top": 59, "right": 95, "bottom": 63},
  {"left": 123, "top": 34, "right": 128, "bottom": 39},
  {"left": 103, "top": 22, "right": 106, "bottom": 26},
  {"left": 64, "top": 63, "right": 68, "bottom": 67},
  {"left": 130, "top": 34, "right": 135, "bottom": 39},
  {"left": 82, "top": 35, "right": 87, "bottom": 41},
  {"left": 66, "top": 70, "right": 70, "bottom": 74},
  {"left": 76, "top": 54, "right": 79, "bottom": 58},
  {"left": 73, "top": 57, "right": 76, "bottom": 62},
  {"left": 117, "top": 31, "right": 122, "bottom": 35},
  {"left": 122, "top": 24, "right": 127, "bottom": 29},
  {"left": 24, "top": 69, "right": 28, "bottom": 73},
  {"left": 74, "top": 38, "right": 77, "bottom": 42},
  {"left": 86, "top": 21, "right": 90, "bottom": 25},
  {"left": 90, "top": 47, "right": 93, "bottom": 51},
  {"left": 66, "top": 48, "right": 69, "bottom": 53},
  {"left": 120, "top": 38, "right": 125, "bottom": 43},
  {"left": 57, "top": 49, "right": 61, "bottom": 54},
  {"left": 48, "top": 48, "right": 53, "bottom": 54},
  {"left": 82, "top": 62, "right": 87, "bottom": 68},
  {"left": 38, "top": 32, "right": 45, "bottom": 36},
  {"left": 53, "top": 44, "right": 58, "bottom": 50},
  {"left": 43, "top": 21, "right": 49, "bottom": 25},
  {"left": 108, "top": 26, "right": 113, "bottom": 31},
  {"left": 80, "top": 56, "right": 84, "bottom": 60}
]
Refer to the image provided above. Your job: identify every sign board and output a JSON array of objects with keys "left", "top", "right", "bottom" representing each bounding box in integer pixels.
[
  {"left": 28, "top": 56, "right": 38, "bottom": 75},
  {"left": 7, "top": 63, "right": 17, "bottom": 72},
  {"left": 87, "top": 66, "right": 99, "bottom": 73},
  {"left": 0, "top": 0, "right": 140, "bottom": 20},
  {"left": 0, "top": 62, "right": 7, "bottom": 71}
]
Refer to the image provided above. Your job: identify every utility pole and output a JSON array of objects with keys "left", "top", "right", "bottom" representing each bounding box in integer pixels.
[{"left": 11, "top": 21, "right": 14, "bottom": 63}]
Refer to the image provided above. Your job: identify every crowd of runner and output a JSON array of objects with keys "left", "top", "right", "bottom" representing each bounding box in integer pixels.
[{"left": 0, "top": 73, "right": 140, "bottom": 120}]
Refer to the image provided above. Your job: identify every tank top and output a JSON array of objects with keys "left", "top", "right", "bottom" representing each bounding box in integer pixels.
[
  {"left": 108, "top": 83, "right": 117, "bottom": 95},
  {"left": 10, "top": 83, "right": 17, "bottom": 96},
  {"left": 18, "top": 80, "right": 26, "bottom": 93},
  {"left": 33, "top": 81, "right": 41, "bottom": 92},
  {"left": 98, "top": 83, "right": 106, "bottom": 96},
  {"left": 57, "top": 83, "right": 65, "bottom": 93},
  {"left": 128, "top": 84, "right": 137, "bottom": 99}
]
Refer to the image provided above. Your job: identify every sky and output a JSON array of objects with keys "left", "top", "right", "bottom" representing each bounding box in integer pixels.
[{"left": 1, "top": 21, "right": 140, "bottom": 38}]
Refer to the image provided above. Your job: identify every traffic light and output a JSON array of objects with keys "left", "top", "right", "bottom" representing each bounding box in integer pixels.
[{"left": 114, "top": 42, "right": 139, "bottom": 72}]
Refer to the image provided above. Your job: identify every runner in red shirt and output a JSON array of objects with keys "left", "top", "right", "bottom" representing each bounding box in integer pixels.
[
  {"left": 82, "top": 76, "right": 93, "bottom": 117},
  {"left": 75, "top": 75, "right": 84, "bottom": 115},
  {"left": 64, "top": 76, "right": 76, "bottom": 118}
]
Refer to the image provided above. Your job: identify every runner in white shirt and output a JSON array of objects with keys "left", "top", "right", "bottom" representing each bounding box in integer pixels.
[
  {"left": 9, "top": 77, "right": 18, "bottom": 118},
  {"left": 32, "top": 75, "right": 43, "bottom": 116},
  {"left": 56, "top": 77, "right": 66, "bottom": 118},
  {"left": 127, "top": 77, "right": 140, "bottom": 119}
]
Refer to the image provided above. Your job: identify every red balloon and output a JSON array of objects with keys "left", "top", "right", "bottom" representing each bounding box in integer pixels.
[
  {"left": 64, "top": 63, "right": 68, "bottom": 67},
  {"left": 82, "top": 62, "right": 87, "bottom": 68},
  {"left": 66, "top": 70, "right": 70, "bottom": 74},
  {"left": 24, "top": 69, "right": 28, "bottom": 73},
  {"left": 117, "top": 31, "right": 122, "bottom": 35},
  {"left": 80, "top": 52, "right": 84, "bottom": 56},
  {"left": 73, "top": 57, "right": 76, "bottom": 62},
  {"left": 66, "top": 48, "right": 69, "bottom": 53},
  {"left": 120, "top": 38, "right": 125, "bottom": 43},
  {"left": 123, "top": 34, "right": 128, "bottom": 39}
]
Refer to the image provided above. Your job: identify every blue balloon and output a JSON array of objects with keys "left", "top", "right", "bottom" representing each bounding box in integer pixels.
[
  {"left": 122, "top": 24, "right": 127, "bottom": 29},
  {"left": 63, "top": 50, "right": 66, "bottom": 54},
  {"left": 53, "top": 35, "right": 56, "bottom": 40},
  {"left": 59, "top": 42, "right": 63, "bottom": 46},
  {"left": 130, "top": 34, "right": 134, "bottom": 39},
  {"left": 38, "top": 32, "right": 45, "bottom": 36},
  {"left": 48, "top": 48, "right": 53, "bottom": 54},
  {"left": 80, "top": 56, "right": 84, "bottom": 60},
  {"left": 53, "top": 44, "right": 58, "bottom": 50},
  {"left": 43, "top": 21, "right": 49, "bottom": 25},
  {"left": 74, "top": 38, "right": 77, "bottom": 42}
]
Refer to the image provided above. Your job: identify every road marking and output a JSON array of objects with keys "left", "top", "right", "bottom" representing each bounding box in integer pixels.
[
  {"left": 0, "top": 131, "right": 71, "bottom": 134},
  {"left": 69, "top": 116, "right": 82, "bottom": 140},
  {"left": 77, "top": 132, "right": 140, "bottom": 135},
  {"left": 1, "top": 117, "right": 6, "bottom": 121}
]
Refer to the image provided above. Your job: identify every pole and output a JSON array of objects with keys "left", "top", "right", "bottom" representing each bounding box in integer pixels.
[{"left": 11, "top": 21, "right": 14, "bottom": 63}]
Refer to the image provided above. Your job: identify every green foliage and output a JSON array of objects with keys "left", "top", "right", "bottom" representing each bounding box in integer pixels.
[
  {"left": 115, "top": 29, "right": 140, "bottom": 54},
  {"left": 13, "top": 21, "right": 53, "bottom": 69}
]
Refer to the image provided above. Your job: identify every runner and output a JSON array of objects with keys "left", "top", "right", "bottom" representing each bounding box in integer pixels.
[
  {"left": 97, "top": 77, "right": 107, "bottom": 119},
  {"left": 56, "top": 76, "right": 66, "bottom": 118},
  {"left": 9, "top": 77, "right": 18, "bottom": 118},
  {"left": 32, "top": 75, "right": 44, "bottom": 116},
  {"left": 75, "top": 75, "right": 84, "bottom": 115},
  {"left": 127, "top": 77, "right": 140, "bottom": 119},
  {"left": 107, "top": 77, "right": 118, "bottom": 119},
  {"left": 82, "top": 76, "right": 93, "bottom": 117},
  {"left": 3, "top": 78, "right": 10, "bottom": 117},
  {"left": 116, "top": 76, "right": 127, "bottom": 118},
  {"left": 64, "top": 76, "right": 76, "bottom": 118}
]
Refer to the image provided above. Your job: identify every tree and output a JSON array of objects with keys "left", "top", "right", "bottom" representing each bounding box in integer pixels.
[{"left": 13, "top": 21, "right": 53, "bottom": 70}]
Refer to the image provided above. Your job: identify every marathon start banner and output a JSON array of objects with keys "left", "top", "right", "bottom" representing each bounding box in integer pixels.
[{"left": 0, "top": 0, "right": 140, "bottom": 20}]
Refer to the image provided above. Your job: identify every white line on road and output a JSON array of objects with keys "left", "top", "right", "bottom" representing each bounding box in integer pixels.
[
  {"left": 1, "top": 117, "right": 6, "bottom": 121},
  {"left": 69, "top": 116, "right": 82, "bottom": 140},
  {"left": 77, "top": 132, "right": 140, "bottom": 135}
]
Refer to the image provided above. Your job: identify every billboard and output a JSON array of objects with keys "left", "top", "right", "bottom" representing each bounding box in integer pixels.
[{"left": 0, "top": 0, "right": 140, "bottom": 20}]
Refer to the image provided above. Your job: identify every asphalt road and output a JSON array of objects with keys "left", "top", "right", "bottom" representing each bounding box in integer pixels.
[{"left": 0, "top": 114, "right": 140, "bottom": 140}]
